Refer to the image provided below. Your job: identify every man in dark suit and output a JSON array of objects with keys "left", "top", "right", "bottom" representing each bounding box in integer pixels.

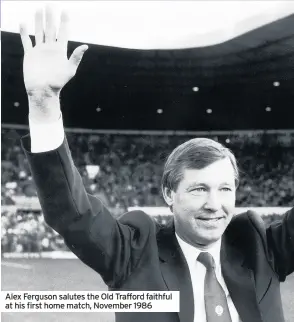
[{"left": 20, "top": 7, "right": 293, "bottom": 322}]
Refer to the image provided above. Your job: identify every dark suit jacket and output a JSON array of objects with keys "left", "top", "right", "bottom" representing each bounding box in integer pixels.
[{"left": 21, "top": 134, "right": 294, "bottom": 322}]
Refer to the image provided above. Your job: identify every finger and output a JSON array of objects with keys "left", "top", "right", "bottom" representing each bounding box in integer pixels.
[
  {"left": 69, "top": 45, "right": 88, "bottom": 68},
  {"left": 57, "top": 11, "right": 69, "bottom": 46},
  {"left": 45, "top": 5, "right": 56, "bottom": 42},
  {"left": 35, "top": 9, "right": 44, "bottom": 45},
  {"left": 19, "top": 23, "right": 33, "bottom": 52}
]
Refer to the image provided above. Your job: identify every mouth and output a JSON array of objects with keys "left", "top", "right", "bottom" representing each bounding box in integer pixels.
[
  {"left": 195, "top": 217, "right": 224, "bottom": 225},
  {"left": 198, "top": 216, "right": 224, "bottom": 220}
]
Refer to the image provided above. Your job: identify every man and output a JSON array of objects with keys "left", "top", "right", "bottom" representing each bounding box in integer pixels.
[{"left": 20, "top": 7, "right": 293, "bottom": 322}]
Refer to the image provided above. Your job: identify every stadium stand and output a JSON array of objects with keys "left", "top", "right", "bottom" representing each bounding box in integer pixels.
[
  {"left": 1, "top": 128, "right": 293, "bottom": 253},
  {"left": 2, "top": 128, "right": 294, "bottom": 207}
]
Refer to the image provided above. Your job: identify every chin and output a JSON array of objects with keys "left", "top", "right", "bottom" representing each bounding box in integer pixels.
[
  {"left": 197, "top": 236, "right": 221, "bottom": 247},
  {"left": 196, "top": 229, "right": 223, "bottom": 244}
]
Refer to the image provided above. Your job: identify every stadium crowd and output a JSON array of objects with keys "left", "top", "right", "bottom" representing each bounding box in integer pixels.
[{"left": 2, "top": 128, "right": 294, "bottom": 252}]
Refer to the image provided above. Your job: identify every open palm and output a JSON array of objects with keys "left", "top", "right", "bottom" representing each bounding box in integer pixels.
[{"left": 20, "top": 7, "right": 88, "bottom": 94}]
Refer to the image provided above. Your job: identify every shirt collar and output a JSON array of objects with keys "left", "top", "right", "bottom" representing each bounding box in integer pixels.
[{"left": 175, "top": 232, "right": 221, "bottom": 268}]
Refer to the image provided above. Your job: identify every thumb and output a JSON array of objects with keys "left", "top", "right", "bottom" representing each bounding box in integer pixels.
[{"left": 69, "top": 45, "right": 88, "bottom": 68}]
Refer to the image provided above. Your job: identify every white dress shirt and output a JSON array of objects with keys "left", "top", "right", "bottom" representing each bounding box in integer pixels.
[
  {"left": 29, "top": 114, "right": 241, "bottom": 321},
  {"left": 175, "top": 233, "right": 240, "bottom": 322},
  {"left": 29, "top": 114, "right": 65, "bottom": 153}
]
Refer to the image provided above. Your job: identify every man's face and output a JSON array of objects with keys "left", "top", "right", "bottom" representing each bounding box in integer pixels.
[{"left": 165, "top": 158, "right": 236, "bottom": 248}]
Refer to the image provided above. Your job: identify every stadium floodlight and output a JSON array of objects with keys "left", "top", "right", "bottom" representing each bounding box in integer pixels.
[{"left": 86, "top": 165, "right": 100, "bottom": 179}]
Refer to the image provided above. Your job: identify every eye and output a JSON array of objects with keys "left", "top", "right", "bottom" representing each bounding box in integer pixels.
[
  {"left": 192, "top": 187, "right": 207, "bottom": 192},
  {"left": 221, "top": 187, "right": 232, "bottom": 192}
]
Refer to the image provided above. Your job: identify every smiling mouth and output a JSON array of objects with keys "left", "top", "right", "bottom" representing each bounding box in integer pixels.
[{"left": 197, "top": 217, "right": 223, "bottom": 222}]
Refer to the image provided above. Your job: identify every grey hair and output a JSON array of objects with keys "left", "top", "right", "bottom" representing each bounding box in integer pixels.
[{"left": 161, "top": 138, "right": 239, "bottom": 195}]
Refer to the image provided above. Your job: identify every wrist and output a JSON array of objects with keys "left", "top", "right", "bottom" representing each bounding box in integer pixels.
[
  {"left": 27, "top": 86, "right": 61, "bottom": 98},
  {"left": 28, "top": 91, "right": 61, "bottom": 124}
]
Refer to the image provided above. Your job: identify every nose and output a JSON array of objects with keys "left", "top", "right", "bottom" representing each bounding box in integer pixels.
[{"left": 203, "top": 191, "right": 222, "bottom": 212}]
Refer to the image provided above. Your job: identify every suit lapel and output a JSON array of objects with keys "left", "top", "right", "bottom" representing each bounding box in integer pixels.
[
  {"left": 221, "top": 232, "right": 263, "bottom": 322},
  {"left": 157, "top": 216, "right": 265, "bottom": 322},
  {"left": 158, "top": 222, "right": 194, "bottom": 322}
]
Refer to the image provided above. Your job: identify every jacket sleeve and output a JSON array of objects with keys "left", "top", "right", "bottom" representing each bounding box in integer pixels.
[
  {"left": 266, "top": 208, "right": 294, "bottom": 281},
  {"left": 21, "top": 133, "right": 154, "bottom": 287}
]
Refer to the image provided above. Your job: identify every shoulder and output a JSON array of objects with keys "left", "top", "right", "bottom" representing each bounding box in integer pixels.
[
  {"left": 228, "top": 210, "right": 267, "bottom": 240},
  {"left": 117, "top": 210, "right": 158, "bottom": 234},
  {"left": 231, "top": 210, "right": 265, "bottom": 227}
]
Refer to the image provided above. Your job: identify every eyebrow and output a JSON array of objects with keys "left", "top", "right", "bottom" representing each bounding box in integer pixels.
[{"left": 187, "top": 182, "right": 234, "bottom": 189}]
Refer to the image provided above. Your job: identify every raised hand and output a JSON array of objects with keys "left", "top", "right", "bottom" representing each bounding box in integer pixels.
[{"left": 20, "top": 6, "right": 88, "bottom": 95}]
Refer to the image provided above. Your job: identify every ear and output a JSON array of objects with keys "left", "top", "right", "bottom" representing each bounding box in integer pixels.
[{"left": 162, "top": 187, "right": 174, "bottom": 207}]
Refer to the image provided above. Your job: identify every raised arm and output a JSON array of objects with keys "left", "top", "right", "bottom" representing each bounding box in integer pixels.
[
  {"left": 266, "top": 208, "right": 294, "bottom": 281},
  {"left": 20, "top": 7, "right": 154, "bottom": 287}
]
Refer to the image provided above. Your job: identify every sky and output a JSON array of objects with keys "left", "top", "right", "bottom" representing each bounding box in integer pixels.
[{"left": 1, "top": 1, "right": 294, "bottom": 49}]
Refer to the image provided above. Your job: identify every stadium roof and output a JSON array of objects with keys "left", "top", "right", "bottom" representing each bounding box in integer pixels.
[{"left": 2, "top": 2, "right": 294, "bottom": 131}]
